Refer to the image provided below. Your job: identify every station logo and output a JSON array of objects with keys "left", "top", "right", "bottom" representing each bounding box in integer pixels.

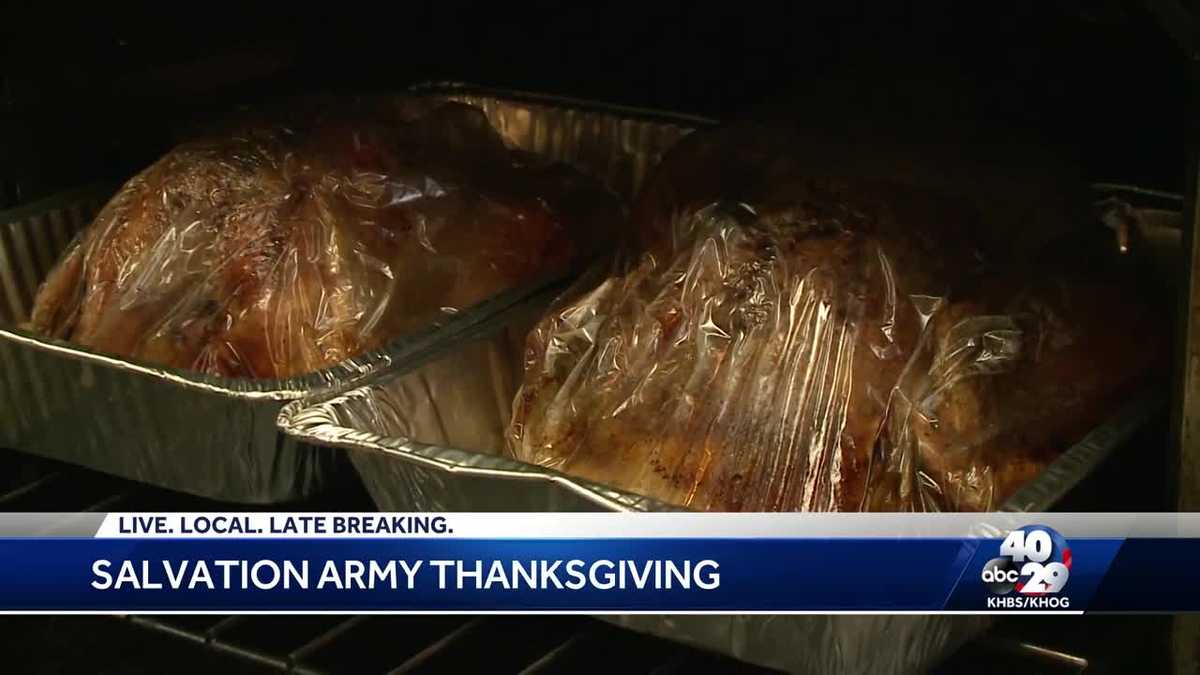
[{"left": 980, "top": 524, "right": 1072, "bottom": 609}]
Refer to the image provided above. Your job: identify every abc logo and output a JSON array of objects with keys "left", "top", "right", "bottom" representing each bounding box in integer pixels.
[
  {"left": 980, "top": 525, "right": 1071, "bottom": 596},
  {"left": 980, "top": 557, "right": 1018, "bottom": 595}
]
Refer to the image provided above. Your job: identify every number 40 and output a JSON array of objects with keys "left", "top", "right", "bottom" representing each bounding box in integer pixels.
[{"left": 1000, "top": 529, "right": 1052, "bottom": 563}]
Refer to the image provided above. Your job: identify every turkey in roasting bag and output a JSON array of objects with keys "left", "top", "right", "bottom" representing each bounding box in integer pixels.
[
  {"left": 508, "top": 120, "right": 1164, "bottom": 512},
  {"left": 28, "top": 98, "right": 620, "bottom": 379}
]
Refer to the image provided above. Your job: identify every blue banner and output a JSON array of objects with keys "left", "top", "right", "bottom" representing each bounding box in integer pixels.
[{"left": 0, "top": 514, "right": 1190, "bottom": 613}]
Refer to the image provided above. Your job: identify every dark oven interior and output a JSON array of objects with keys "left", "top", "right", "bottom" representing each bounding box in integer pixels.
[
  {"left": 0, "top": 1, "right": 1189, "bottom": 673},
  {"left": 1, "top": 1, "right": 1186, "bottom": 207}
]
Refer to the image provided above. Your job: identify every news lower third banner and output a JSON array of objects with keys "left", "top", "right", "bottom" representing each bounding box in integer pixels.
[{"left": 0, "top": 512, "right": 1195, "bottom": 613}]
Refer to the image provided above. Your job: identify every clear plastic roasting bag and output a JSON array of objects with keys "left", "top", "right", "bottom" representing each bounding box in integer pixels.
[
  {"left": 510, "top": 190, "right": 967, "bottom": 511},
  {"left": 508, "top": 121, "right": 1164, "bottom": 512},
  {"left": 26, "top": 98, "right": 621, "bottom": 379},
  {"left": 876, "top": 268, "right": 1165, "bottom": 512}
]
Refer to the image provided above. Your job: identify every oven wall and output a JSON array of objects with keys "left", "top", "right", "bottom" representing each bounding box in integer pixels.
[{"left": 0, "top": 1, "right": 1186, "bottom": 210}]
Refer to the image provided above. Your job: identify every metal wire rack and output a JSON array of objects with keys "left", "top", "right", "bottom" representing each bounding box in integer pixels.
[
  {"left": 0, "top": 446, "right": 1153, "bottom": 674},
  {"left": 115, "top": 611, "right": 1104, "bottom": 675},
  {"left": 118, "top": 614, "right": 777, "bottom": 674}
]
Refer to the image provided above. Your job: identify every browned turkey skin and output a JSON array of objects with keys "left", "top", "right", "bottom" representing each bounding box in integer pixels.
[
  {"left": 509, "top": 121, "right": 1163, "bottom": 512},
  {"left": 28, "top": 102, "right": 619, "bottom": 379},
  {"left": 510, "top": 179, "right": 976, "bottom": 512}
]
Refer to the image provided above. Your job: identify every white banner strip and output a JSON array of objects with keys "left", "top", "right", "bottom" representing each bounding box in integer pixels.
[
  {"left": 83, "top": 512, "right": 1200, "bottom": 539},
  {"left": 0, "top": 610, "right": 1085, "bottom": 616}
]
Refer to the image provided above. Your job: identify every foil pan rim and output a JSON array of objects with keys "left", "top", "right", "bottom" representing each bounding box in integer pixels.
[
  {"left": 0, "top": 268, "right": 572, "bottom": 400},
  {"left": 998, "top": 393, "right": 1164, "bottom": 514},
  {"left": 279, "top": 383, "right": 1162, "bottom": 514},
  {"left": 277, "top": 394, "right": 683, "bottom": 513},
  {"left": 409, "top": 80, "right": 719, "bottom": 127},
  {"left": 0, "top": 183, "right": 117, "bottom": 225}
]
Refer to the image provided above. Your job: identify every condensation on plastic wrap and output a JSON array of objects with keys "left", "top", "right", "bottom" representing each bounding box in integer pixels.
[
  {"left": 26, "top": 98, "right": 620, "bottom": 379},
  {"left": 508, "top": 120, "right": 1166, "bottom": 514}
]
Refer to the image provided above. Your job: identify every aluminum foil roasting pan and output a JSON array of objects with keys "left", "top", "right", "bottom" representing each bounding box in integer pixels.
[
  {"left": 0, "top": 83, "right": 705, "bottom": 502},
  {"left": 279, "top": 335, "right": 1160, "bottom": 675},
  {"left": 277, "top": 173, "right": 1172, "bottom": 516},
  {"left": 277, "top": 176, "right": 1171, "bottom": 672}
]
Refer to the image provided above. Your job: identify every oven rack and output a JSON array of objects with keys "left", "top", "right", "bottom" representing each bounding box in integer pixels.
[
  {"left": 0, "top": 447, "right": 1105, "bottom": 674},
  {"left": 120, "top": 613, "right": 776, "bottom": 675}
]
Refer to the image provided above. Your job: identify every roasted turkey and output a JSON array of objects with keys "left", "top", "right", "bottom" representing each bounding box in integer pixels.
[
  {"left": 28, "top": 101, "right": 619, "bottom": 379},
  {"left": 508, "top": 120, "right": 1163, "bottom": 512}
]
